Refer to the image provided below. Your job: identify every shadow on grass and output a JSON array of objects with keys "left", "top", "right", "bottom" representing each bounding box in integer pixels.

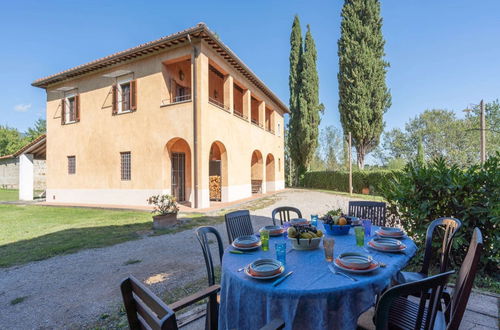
[{"left": 0, "top": 215, "right": 224, "bottom": 268}]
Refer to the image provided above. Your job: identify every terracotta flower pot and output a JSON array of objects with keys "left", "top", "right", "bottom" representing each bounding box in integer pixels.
[
  {"left": 361, "top": 187, "right": 370, "bottom": 195},
  {"left": 152, "top": 213, "right": 178, "bottom": 229}
]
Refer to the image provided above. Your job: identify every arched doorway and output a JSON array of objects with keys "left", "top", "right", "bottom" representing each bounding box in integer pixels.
[
  {"left": 251, "top": 150, "right": 263, "bottom": 194},
  {"left": 209, "top": 141, "right": 228, "bottom": 202},
  {"left": 165, "top": 138, "right": 192, "bottom": 204},
  {"left": 266, "top": 154, "right": 275, "bottom": 192}
]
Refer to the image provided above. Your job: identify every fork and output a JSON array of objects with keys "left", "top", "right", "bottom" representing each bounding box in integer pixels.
[{"left": 328, "top": 264, "right": 358, "bottom": 282}]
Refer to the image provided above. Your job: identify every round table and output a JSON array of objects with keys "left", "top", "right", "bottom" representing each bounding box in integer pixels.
[{"left": 218, "top": 225, "right": 416, "bottom": 330}]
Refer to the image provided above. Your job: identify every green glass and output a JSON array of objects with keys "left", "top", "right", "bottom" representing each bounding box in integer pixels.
[
  {"left": 355, "top": 227, "right": 365, "bottom": 247},
  {"left": 260, "top": 229, "right": 270, "bottom": 251}
]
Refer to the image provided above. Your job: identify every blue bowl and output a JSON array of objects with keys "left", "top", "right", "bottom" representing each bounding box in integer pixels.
[{"left": 323, "top": 223, "right": 351, "bottom": 235}]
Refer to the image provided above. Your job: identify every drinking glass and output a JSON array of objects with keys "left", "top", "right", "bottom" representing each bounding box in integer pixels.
[
  {"left": 260, "top": 229, "right": 270, "bottom": 251},
  {"left": 362, "top": 219, "right": 372, "bottom": 237},
  {"left": 275, "top": 242, "right": 287, "bottom": 265},
  {"left": 354, "top": 227, "right": 365, "bottom": 247},
  {"left": 310, "top": 214, "right": 319, "bottom": 227},
  {"left": 323, "top": 237, "right": 335, "bottom": 262}
]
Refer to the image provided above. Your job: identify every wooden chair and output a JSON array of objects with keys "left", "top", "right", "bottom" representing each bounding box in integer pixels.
[
  {"left": 358, "top": 271, "right": 454, "bottom": 330},
  {"left": 121, "top": 276, "right": 285, "bottom": 330},
  {"left": 442, "top": 227, "right": 483, "bottom": 329},
  {"left": 348, "top": 201, "right": 387, "bottom": 227},
  {"left": 397, "top": 217, "right": 461, "bottom": 284},
  {"left": 271, "top": 206, "right": 303, "bottom": 226},
  {"left": 224, "top": 210, "right": 254, "bottom": 244}
]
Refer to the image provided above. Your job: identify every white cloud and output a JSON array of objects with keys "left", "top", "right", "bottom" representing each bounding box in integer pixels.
[{"left": 14, "top": 103, "right": 32, "bottom": 112}]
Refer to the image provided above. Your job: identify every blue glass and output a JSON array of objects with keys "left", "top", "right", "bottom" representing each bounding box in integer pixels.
[
  {"left": 310, "top": 214, "right": 319, "bottom": 227},
  {"left": 362, "top": 219, "right": 372, "bottom": 237},
  {"left": 275, "top": 242, "right": 287, "bottom": 265}
]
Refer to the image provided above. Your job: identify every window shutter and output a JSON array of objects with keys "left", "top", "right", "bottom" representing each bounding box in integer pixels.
[
  {"left": 61, "top": 99, "right": 66, "bottom": 125},
  {"left": 75, "top": 94, "right": 80, "bottom": 122},
  {"left": 130, "top": 80, "right": 137, "bottom": 111},
  {"left": 112, "top": 84, "right": 118, "bottom": 115}
]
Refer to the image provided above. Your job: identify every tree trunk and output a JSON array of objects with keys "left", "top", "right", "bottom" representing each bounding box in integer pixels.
[{"left": 357, "top": 147, "right": 365, "bottom": 170}]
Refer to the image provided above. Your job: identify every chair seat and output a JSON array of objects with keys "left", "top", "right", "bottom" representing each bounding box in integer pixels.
[
  {"left": 388, "top": 297, "right": 445, "bottom": 330},
  {"left": 395, "top": 271, "right": 427, "bottom": 284}
]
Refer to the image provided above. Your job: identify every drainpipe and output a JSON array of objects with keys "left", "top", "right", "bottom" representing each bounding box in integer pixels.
[{"left": 187, "top": 34, "right": 199, "bottom": 208}]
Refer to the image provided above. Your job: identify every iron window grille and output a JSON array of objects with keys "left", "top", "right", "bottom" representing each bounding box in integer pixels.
[
  {"left": 67, "top": 156, "right": 76, "bottom": 174},
  {"left": 120, "top": 152, "right": 131, "bottom": 181}
]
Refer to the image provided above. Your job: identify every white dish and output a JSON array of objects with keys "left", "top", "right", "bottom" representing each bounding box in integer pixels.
[
  {"left": 244, "top": 265, "right": 285, "bottom": 280},
  {"left": 379, "top": 227, "right": 404, "bottom": 235},
  {"left": 334, "top": 259, "right": 380, "bottom": 274},
  {"left": 371, "top": 237, "right": 402, "bottom": 247},
  {"left": 250, "top": 259, "right": 283, "bottom": 277},
  {"left": 368, "top": 240, "right": 406, "bottom": 253},
  {"left": 260, "top": 225, "right": 285, "bottom": 237},
  {"left": 231, "top": 240, "right": 262, "bottom": 251},
  {"left": 338, "top": 252, "right": 373, "bottom": 269},
  {"left": 375, "top": 230, "right": 405, "bottom": 238},
  {"left": 288, "top": 236, "right": 322, "bottom": 250}
]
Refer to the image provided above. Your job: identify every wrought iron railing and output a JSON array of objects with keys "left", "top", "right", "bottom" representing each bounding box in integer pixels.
[
  {"left": 209, "top": 97, "right": 230, "bottom": 112},
  {"left": 234, "top": 110, "right": 248, "bottom": 121}
]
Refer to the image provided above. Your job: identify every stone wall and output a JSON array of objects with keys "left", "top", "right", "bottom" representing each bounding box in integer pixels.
[{"left": 0, "top": 157, "right": 46, "bottom": 190}]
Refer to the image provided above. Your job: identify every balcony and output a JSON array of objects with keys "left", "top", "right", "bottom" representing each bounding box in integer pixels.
[{"left": 209, "top": 96, "right": 230, "bottom": 113}]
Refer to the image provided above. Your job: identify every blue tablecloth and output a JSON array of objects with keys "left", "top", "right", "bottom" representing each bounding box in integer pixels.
[{"left": 218, "top": 225, "right": 416, "bottom": 330}]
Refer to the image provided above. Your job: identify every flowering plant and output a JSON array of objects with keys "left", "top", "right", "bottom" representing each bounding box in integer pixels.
[{"left": 147, "top": 194, "right": 179, "bottom": 215}]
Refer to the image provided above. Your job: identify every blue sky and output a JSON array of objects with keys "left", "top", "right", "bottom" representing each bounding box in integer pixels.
[{"left": 1, "top": 0, "right": 499, "bottom": 137}]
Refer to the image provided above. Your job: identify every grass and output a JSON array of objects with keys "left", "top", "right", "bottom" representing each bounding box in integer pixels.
[{"left": 0, "top": 189, "right": 19, "bottom": 201}]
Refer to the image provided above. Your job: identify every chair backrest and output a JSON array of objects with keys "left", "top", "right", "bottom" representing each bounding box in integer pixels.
[
  {"left": 446, "top": 228, "right": 483, "bottom": 329},
  {"left": 271, "top": 206, "right": 302, "bottom": 226},
  {"left": 196, "top": 226, "right": 224, "bottom": 286},
  {"left": 224, "top": 210, "right": 254, "bottom": 243},
  {"left": 421, "top": 217, "right": 462, "bottom": 275},
  {"left": 348, "top": 201, "right": 386, "bottom": 227},
  {"left": 375, "top": 270, "right": 454, "bottom": 330},
  {"left": 121, "top": 276, "right": 177, "bottom": 330}
]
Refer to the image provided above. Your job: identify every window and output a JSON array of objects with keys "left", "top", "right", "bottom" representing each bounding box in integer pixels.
[
  {"left": 120, "top": 152, "right": 131, "bottom": 181},
  {"left": 119, "top": 82, "right": 131, "bottom": 112},
  {"left": 277, "top": 123, "right": 281, "bottom": 137},
  {"left": 62, "top": 93, "right": 78, "bottom": 124},
  {"left": 67, "top": 156, "right": 76, "bottom": 174}
]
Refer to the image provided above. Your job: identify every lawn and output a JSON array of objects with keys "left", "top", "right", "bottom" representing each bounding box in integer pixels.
[
  {"left": 0, "top": 189, "right": 19, "bottom": 201},
  {"left": 0, "top": 204, "right": 224, "bottom": 268}
]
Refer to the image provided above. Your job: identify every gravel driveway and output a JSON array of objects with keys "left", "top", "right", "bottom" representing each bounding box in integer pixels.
[{"left": 0, "top": 189, "right": 353, "bottom": 329}]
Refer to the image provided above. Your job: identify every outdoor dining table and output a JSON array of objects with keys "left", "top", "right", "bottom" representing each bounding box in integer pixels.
[{"left": 218, "top": 225, "right": 417, "bottom": 330}]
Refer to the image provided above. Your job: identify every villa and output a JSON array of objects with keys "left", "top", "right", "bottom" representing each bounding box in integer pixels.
[{"left": 32, "top": 23, "right": 288, "bottom": 208}]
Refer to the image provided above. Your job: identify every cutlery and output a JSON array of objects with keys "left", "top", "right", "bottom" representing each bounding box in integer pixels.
[
  {"left": 237, "top": 267, "right": 245, "bottom": 272},
  {"left": 328, "top": 264, "right": 357, "bottom": 282},
  {"left": 272, "top": 271, "right": 293, "bottom": 287}
]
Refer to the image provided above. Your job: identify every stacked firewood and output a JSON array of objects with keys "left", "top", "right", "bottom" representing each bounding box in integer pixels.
[{"left": 209, "top": 175, "right": 221, "bottom": 201}]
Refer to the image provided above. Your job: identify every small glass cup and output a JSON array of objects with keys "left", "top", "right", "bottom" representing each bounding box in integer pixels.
[
  {"left": 362, "top": 219, "right": 372, "bottom": 237},
  {"left": 323, "top": 237, "right": 335, "bottom": 262},
  {"left": 275, "top": 242, "right": 287, "bottom": 265},
  {"left": 310, "top": 214, "right": 319, "bottom": 227},
  {"left": 354, "top": 227, "right": 365, "bottom": 247},
  {"left": 260, "top": 229, "right": 270, "bottom": 251}
]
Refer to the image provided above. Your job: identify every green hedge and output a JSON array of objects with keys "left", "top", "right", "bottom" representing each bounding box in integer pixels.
[{"left": 302, "top": 170, "right": 399, "bottom": 195}]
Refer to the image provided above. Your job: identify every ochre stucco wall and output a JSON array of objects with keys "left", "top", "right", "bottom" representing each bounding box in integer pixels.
[{"left": 44, "top": 41, "right": 285, "bottom": 207}]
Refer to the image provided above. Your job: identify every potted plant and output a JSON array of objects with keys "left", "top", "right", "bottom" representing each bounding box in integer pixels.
[{"left": 147, "top": 194, "right": 179, "bottom": 229}]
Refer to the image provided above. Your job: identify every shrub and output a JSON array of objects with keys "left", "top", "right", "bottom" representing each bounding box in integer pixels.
[
  {"left": 302, "top": 169, "right": 398, "bottom": 195},
  {"left": 381, "top": 153, "right": 500, "bottom": 275},
  {"left": 147, "top": 194, "right": 179, "bottom": 215}
]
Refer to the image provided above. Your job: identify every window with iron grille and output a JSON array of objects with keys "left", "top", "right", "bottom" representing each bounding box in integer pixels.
[
  {"left": 67, "top": 156, "right": 76, "bottom": 174},
  {"left": 120, "top": 152, "right": 131, "bottom": 180}
]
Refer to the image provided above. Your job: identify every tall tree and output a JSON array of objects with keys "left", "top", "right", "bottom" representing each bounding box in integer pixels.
[
  {"left": 288, "top": 19, "right": 323, "bottom": 183},
  {"left": 338, "top": 0, "right": 391, "bottom": 169},
  {"left": 416, "top": 135, "right": 425, "bottom": 165},
  {"left": 0, "top": 126, "right": 26, "bottom": 157},
  {"left": 26, "top": 118, "right": 46, "bottom": 141}
]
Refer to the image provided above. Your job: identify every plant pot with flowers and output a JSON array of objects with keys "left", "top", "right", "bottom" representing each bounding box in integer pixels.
[{"left": 147, "top": 194, "right": 179, "bottom": 229}]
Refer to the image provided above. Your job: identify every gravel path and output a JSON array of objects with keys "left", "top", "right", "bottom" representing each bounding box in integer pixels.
[{"left": 0, "top": 189, "right": 353, "bottom": 329}]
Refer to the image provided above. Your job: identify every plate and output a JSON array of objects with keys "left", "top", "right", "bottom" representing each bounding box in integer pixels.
[
  {"left": 338, "top": 252, "right": 373, "bottom": 269},
  {"left": 375, "top": 231, "right": 405, "bottom": 239},
  {"left": 334, "top": 258, "right": 380, "bottom": 274},
  {"left": 231, "top": 240, "right": 262, "bottom": 251},
  {"left": 379, "top": 227, "right": 404, "bottom": 235},
  {"left": 368, "top": 240, "right": 407, "bottom": 253},
  {"left": 371, "top": 237, "right": 402, "bottom": 247},
  {"left": 260, "top": 225, "right": 285, "bottom": 237},
  {"left": 244, "top": 265, "right": 285, "bottom": 280},
  {"left": 250, "top": 259, "right": 283, "bottom": 277},
  {"left": 233, "top": 235, "right": 260, "bottom": 247}
]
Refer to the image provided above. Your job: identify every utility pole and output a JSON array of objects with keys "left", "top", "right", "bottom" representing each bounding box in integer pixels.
[
  {"left": 480, "top": 100, "right": 486, "bottom": 163},
  {"left": 348, "top": 132, "right": 352, "bottom": 196}
]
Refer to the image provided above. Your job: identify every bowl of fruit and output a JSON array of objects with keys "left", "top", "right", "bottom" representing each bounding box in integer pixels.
[
  {"left": 321, "top": 209, "right": 351, "bottom": 235},
  {"left": 287, "top": 224, "right": 323, "bottom": 250}
]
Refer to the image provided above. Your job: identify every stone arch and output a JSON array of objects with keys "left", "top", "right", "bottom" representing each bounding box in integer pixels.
[
  {"left": 251, "top": 150, "right": 263, "bottom": 194},
  {"left": 209, "top": 141, "right": 228, "bottom": 202},
  {"left": 164, "top": 138, "right": 192, "bottom": 204},
  {"left": 265, "top": 153, "right": 275, "bottom": 192}
]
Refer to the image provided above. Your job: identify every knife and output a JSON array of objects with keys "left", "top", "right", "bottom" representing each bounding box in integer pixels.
[{"left": 272, "top": 271, "right": 293, "bottom": 287}]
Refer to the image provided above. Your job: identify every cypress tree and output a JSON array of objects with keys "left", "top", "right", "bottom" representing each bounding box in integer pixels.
[
  {"left": 338, "top": 0, "right": 391, "bottom": 169},
  {"left": 416, "top": 135, "right": 425, "bottom": 165},
  {"left": 289, "top": 21, "right": 323, "bottom": 183}
]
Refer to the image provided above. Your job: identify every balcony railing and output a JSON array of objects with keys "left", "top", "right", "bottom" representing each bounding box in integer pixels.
[
  {"left": 234, "top": 110, "right": 248, "bottom": 121},
  {"left": 209, "top": 97, "right": 231, "bottom": 112},
  {"left": 251, "top": 118, "right": 263, "bottom": 128},
  {"left": 161, "top": 94, "right": 192, "bottom": 106}
]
